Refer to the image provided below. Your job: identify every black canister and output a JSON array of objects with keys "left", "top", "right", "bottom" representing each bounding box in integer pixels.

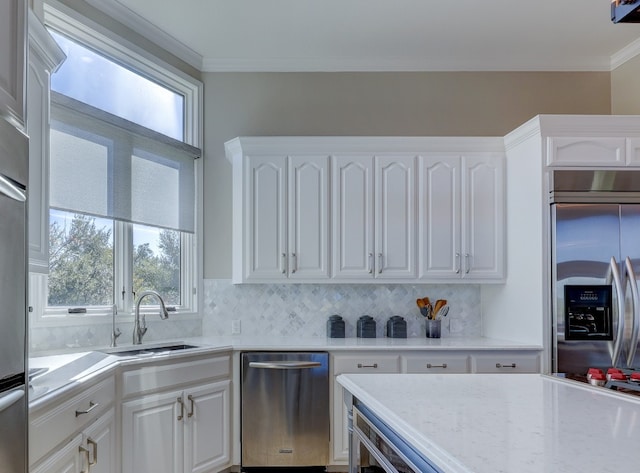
[
  {"left": 386, "top": 316, "right": 407, "bottom": 338},
  {"left": 327, "top": 314, "right": 346, "bottom": 338},
  {"left": 357, "top": 315, "right": 377, "bottom": 338}
]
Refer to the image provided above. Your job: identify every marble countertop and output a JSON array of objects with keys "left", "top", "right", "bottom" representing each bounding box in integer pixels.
[
  {"left": 28, "top": 335, "right": 541, "bottom": 408},
  {"left": 337, "top": 373, "right": 640, "bottom": 473}
]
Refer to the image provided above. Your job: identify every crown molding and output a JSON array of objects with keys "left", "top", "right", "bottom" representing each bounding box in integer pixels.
[
  {"left": 202, "top": 56, "right": 614, "bottom": 73},
  {"left": 611, "top": 36, "right": 640, "bottom": 70},
  {"left": 84, "top": 0, "right": 203, "bottom": 71}
]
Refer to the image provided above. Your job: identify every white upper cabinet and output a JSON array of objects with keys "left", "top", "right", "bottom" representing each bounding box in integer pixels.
[
  {"left": 332, "top": 155, "right": 416, "bottom": 279},
  {"left": 421, "top": 153, "right": 504, "bottom": 280},
  {"left": 547, "top": 137, "right": 626, "bottom": 167},
  {"left": 27, "top": 12, "right": 66, "bottom": 273},
  {"left": 0, "top": 0, "right": 26, "bottom": 129},
  {"left": 231, "top": 148, "right": 330, "bottom": 283},
  {"left": 462, "top": 154, "right": 505, "bottom": 279},
  {"left": 226, "top": 137, "right": 505, "bottom": 284}
]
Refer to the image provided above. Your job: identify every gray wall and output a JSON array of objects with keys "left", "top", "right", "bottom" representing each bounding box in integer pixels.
[
  {"left": 612, "top": 54, "right": 640, "bottom": 114},
  {"left": 203, "top": 71, "right": 611, "bottom": 278}
]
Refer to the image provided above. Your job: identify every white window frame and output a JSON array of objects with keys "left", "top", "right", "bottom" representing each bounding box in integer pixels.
[{"left": 30, "top": 2, "right": 203, "bottom": 327}]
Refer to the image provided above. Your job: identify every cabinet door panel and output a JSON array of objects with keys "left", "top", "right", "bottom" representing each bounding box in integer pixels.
[
  {"left": 245, "top": 156, "right": 287, "bottom": 280},
  {"left": 83, "top": 409, "right": 116, "bottom": 473},
  {"left": 421, "top": 156, "right": 461, "bottom": 278},
  {"left": 122, "top": 391, "right": 183, "bottom": 473},
  {"left": 289, "top": 156, "right": 329, "bottom": 279},
  {"left": 31, "top": 434, "right": 83, "bottom": 473},
  {"left": 332, "top": 156, "right": 374, "bottom": 278},
  {"left": 375, "top": 156, "right": 417, "bottom": 278},
  {"left": 184, "top": 381, "right": 231, "bottom": 473},
  {"left": 0, "top": 0, "right": 25, "bottom": 128},
  {"left": 463, "top": 155, "right": 504, "bottom": 279}
]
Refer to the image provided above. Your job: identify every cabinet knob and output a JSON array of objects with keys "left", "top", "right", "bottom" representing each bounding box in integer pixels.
[
  {"left": 357, "top": 363, "right": 378, "bottom": 369},
  {"left": 281, "top": 253, "right": 287, "bottom": 274},
  {"left": 368, "top": 253, "right": 373, "bottom": 274},
  {"left": 455, "top": 253, "right": 461, "bottom": 274},
  {"left": 378, "top": 253, "right": 383, "bottom": 274},
  {"left": 465, "top": 253, "right": 471, "bottom": 274},
  {"left": 496, "top": 363, "right": 517, "bottom": 369},
  {"left": 291, "top": 253, "right": 297, "bottom": 274},
  {"left": 426, "top": 363, "right": 448, "bottom": 369}
]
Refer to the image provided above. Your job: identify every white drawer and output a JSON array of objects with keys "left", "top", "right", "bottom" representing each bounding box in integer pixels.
[
  {"left": 332, "top": 353, "right": 400, "bottom": 374},
  {"left": 122, "top": 354, "right": 230, "bottom": 398},
  {"left": 471, "top": 352, "right": 541, "bottom": 373},
  {"left": 403, "top": 353, "right": 470, "bottom": 373},
  {"left": 30, "top": 375, "right": 115, "bottom": 464}
]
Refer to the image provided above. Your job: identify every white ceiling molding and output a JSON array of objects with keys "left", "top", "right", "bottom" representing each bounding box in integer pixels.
[
  {"left": 611, "top": 37, "right": 640, "bottom": 71},
  {"left": 84, "top": 0, "right": 203, "bottom": 71},
  {"left": 201, "top": 56, "right": 614, "bottom": 73}
]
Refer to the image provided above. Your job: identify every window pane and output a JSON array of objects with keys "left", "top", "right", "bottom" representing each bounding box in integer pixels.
[
  {"left": 133, "top": 224, "right": 181, "bottom": 306},
  {"left": 49, "top": 31, "right": 184, "bottom": 141},
  {"left": 48, "top": 210, "right": 114, "bottom": 307}
]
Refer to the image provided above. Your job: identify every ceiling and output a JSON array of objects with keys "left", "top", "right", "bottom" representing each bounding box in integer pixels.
[{"left": 88, "top": 0, "right": 640, "bottom": 72}]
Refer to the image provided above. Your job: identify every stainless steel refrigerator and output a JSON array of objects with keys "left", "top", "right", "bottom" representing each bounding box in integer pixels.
[
  {"left": 0, "top": 118, "right": 28, "bottom": 472},
  {"left": 551, "top": 170, "right": 640, "bottom": 376}
]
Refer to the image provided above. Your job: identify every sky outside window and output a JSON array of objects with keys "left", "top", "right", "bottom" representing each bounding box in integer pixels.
[{"left": 50, "top": 30, "right": 184, "bottom": 141}]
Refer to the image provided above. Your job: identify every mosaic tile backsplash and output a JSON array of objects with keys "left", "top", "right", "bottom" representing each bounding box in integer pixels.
[
  {"left": 202, "top": 279, "right": 482, "bottom": 338},
  {"left": 29, "top": 279, "right": 482, "bottom": 353}
]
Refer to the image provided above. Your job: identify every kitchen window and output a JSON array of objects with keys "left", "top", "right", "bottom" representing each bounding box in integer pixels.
[{"left": 32, "top": 6, "right": 202, "bottom": 322}]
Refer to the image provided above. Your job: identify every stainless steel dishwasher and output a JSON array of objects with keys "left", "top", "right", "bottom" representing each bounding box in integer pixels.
[{"left": 241, "top": 352, "right": 329, "bottom": 468}]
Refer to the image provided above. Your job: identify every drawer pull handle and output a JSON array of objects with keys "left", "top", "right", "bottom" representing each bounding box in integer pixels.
[
  {"left": 357, "top": 363, "right": 378, "bottom": 369},
  {"left": 426, "top": 363, "right": 448, "bottom": 369},
  {"left": 87, "top": 438, "right": 97, "bottom": 466},
  {"left": 177, "top": 397, "right": 185, "bottom": 420},
  {"left": 496, "top": 363, "right": 517, "bottom": 369},
  {"left": 188, "top": 394, "right": 195, "bottom": 418},
  {"left": 75, "top": 401, "right": 99, "bottom": 417}
]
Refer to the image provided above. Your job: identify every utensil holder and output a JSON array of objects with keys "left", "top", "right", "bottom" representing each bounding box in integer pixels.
[{"left": 426, "top": 319, "right": 441, "bottom": 338}]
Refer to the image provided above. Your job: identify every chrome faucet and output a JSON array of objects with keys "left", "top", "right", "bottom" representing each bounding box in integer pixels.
[
  {"left": 110, "top": 304, "right": 121, "bottom": 347},
  {"left": 133, "top": 290, "right": 170, "bottom": 345}
]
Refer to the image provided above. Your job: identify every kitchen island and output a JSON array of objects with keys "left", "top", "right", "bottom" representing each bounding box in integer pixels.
[{"left": 337, "top": 373, "right": 640, "bottom": 473}]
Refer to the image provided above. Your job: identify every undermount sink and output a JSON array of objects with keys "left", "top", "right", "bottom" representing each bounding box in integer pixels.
[{"left": 101, "top": 342, "right": 200, "bottom": 357}]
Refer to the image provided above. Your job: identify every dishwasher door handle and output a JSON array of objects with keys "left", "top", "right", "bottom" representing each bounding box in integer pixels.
[{"left": 249, "top": 361, "right": 323, "bottom": 369}]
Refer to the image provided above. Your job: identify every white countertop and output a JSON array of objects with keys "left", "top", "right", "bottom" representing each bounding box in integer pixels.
[
  {"left": 337, "top": 373, "right": 640, "bottom": 473},
  {"left": 28, "top": 335, "right": 540, "bottom": 409},
  {"left": 185, "top": 335, "right": 542, "bottom": 351}
]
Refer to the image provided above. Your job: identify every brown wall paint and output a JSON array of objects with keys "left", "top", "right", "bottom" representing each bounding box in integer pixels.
[{"left": 203, "top": 71, "right": 611, "bottom": 277}]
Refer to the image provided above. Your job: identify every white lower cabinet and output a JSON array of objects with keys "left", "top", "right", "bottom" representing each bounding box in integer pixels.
[
  {"left": 31, "top": 408, "right": 115, "bottom": 473},
  {"left": 120, "top": 355, "right": 232, "bottom": 473},
  {"left": 30, "top": 375, "right": 116, "bottom": 473},
  {"left": 471, "top": 351, "right": 541, "bottom": 373},
  {"left": 31, "top": 433, "right": 84, "bottom": 473},
  {"left": 330, "top": 353, "right": 401, "bottom": 464}
]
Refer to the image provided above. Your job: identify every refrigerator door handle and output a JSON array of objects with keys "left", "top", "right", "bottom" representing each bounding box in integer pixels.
[
  {"left": 0, "top": 388, "right": 24, "bottom": 413},
  {"left": 606, "top": 256, "right": 625, "bottom": 367},
  {"left": 0, "top": 174, "right": 26, "bottom": 202},
  {"left": 625, "top": 256, "right": 640, "bottom": 367}
]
